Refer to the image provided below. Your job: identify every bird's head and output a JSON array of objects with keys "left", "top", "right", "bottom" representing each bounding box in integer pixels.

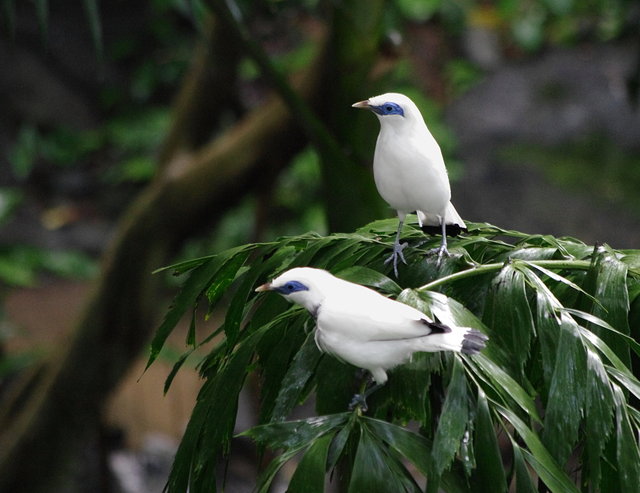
[
  {"left": 255, "top": 267, "right": 332, "bottom": 314},
  {"left": 352, "top": 93, "right": 422, "bottom": 125}
]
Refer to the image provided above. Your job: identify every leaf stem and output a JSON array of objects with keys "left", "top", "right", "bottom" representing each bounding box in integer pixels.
[{"left": 417, "top": 259, "right": 592, "bottom": 292}]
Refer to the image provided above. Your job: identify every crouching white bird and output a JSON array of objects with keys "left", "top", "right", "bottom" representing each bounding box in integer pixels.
[
  {"left": 352, "top": 93, "right": 466, "bottom": 276},
  {"left": 256, "top": 267, "right": 487, "bottom": 410}
]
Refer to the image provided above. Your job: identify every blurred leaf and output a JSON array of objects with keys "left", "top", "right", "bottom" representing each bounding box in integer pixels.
[
  {"left": 583, "top": 249, "right": 631, "bottom": 365},
  {"left": 168, "top": 329, "right": 262, "bottom": 492},
  {"left": 185, "top": 307, "right": 197, "bottom": 347},
  {"left": 468, "top": 353, "right": 541, "bottom": 424},
  {"left": 241, "top": 413, "right": 349, "bottom": 450},
  {"left": 0, "top": 246, "right": 96, "bottom": 286},
  {"left": 8, "top": 125, "right": 39, "bottom": 179},
  {"left": 562, "top": 307, "right": 640, "bottom": 357},
  {"left": 363, "top": 416, "right": 431, "bottom": 476},
  {"left": 431, "top": 356, "right": 468, "bottom": 477},
  {"left": 257, "top": 314, "right": 309, "bottom": 424},
  {"left": 204, "top": 250, "right": 249, "bottom": 307},
  {"left": 446, "top": 58, "right": 483, "bottom": 96},
  {"left": 524, "top": 260, "right": 595, "bottom": 300},
  {"left": 612, "top": 384, "right": 640, "bottom": 492},
  {"left": 517, "top": 262, "right": 562, "bottom": 389},
  {"left": 0, "top": 349, "right": 39, "bottom": 378},
  {"left": 146, "top": 249, "right": 248, "bottom": 370},
  {"left": 34, "top": 0, "right": 48, "bottom": 45},
  {"left": 83, "top": 0, "right": 103, "bottom": 58},
  {"left": 482, "top": 264, "right": 535, "bottom": 379},
  {"left": 472, "top": 390, "right": 507, "bottom": 492},
  {"left": 326, "top": 414, "right": 356, "bottom": 479},
  {"left": 223, "top": 245, "right": 299, "bottom": 350},
  {"left": 163, "top": 348, "right": 195, "bottom": 394},
  {"left": 497, "top": 405, "right": 579, "bottom": 493},
  {"left": 620, "top": 252, "right": 640, "bottom": 276},
  {"left": 38, "top": 249, "right": 97, "bottom": 279},
  {"left": 188, "top": 0, "right": 208, "bottom": 34},
  {"left": 0, "top": 252, "right": 36, "bottom": 286},
  {"left": 376, "top": 355, "right": 433, "bottom": 424},
  {"left": 315, "top": 354, "right": 358, "bottom": 415},
  {"left": 287, "top": 432, "right": 334, "bottom": 493},
  {"left": 395, "top": 0, "right": 440, "bottom": 21},
  {"left": 583, "top": 347, "right": 614, "bottom": 487},
  {"left": 336, "top": 265, "right": 401, "bottom": 295},
  {"left": 541, "top": 316, "right": 586, "bottom": 465},
  {"left": 110, "top": 157, "right": 156, "bottom": 183},
  {"left": 511, "top": 2, "right": 546, "bottom": 51},
  {"left": 349, "top": 424, "right": 421, "bottom": 493},
  {"left": 509, "top": 435, "right": 538, "bottom": 493},
  {"left": 543, "top": 0, "right": 573, "bottom": 15},
  {"left": 270, "top": 331, "right": 322, "bottom": 422},
  {"left": 579, "top": 328, "right": 640, "bottom": 401},
  {"left": 105, "top": 107, "right": 170, "bottom": 153}
]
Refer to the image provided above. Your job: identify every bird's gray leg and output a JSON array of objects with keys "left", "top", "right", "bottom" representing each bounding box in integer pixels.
[
  {"left": 427, "top": 216, "right": 450, "bottom": 261},
  {"left": 384, "top": 218, "right": 408, "bottom": 277},
  {"left": 348, "top": 379, "right": 384, "bottom": 413},
  {"left": 437, "top": 216, "right": 450, "bottom": 258}
]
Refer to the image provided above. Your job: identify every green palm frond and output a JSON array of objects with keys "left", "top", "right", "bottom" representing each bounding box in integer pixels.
[{"left": 149, "top": 219, "right": 640, "bottom": 492}]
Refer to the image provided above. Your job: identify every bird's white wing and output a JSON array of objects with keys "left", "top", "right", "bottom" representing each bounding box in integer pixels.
[{"left": 318, "top": 282, "right": 435, "bottom": 341}]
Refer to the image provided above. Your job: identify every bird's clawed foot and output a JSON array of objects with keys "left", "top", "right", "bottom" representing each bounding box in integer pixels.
[
  {"left": 348, "top": 382, "right": 383, "bottom": 413},
  {"left": 384, "top": 242, "right": 408, "bottom": 277},
  {"left": 427, "top": 243, "right": 450, "bottom": 264},
  {"left": 348, "top": 393, "right": 369, "bottom": 413}
]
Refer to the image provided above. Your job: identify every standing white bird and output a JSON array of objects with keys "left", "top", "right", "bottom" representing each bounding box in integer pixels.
[
  {"left": 352, "top": 93, "right": 466, "bottom": 276},
  {"left": 256, "top": 267, "right": 487, "bottom": 409}
]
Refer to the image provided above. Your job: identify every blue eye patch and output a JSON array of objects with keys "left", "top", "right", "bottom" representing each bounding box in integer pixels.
[
  {"left": 370, "top": 102, "right": 404, "bottom": 117},
  {"left": 274, "top": 280, "right": 309, "bottom": 295}
]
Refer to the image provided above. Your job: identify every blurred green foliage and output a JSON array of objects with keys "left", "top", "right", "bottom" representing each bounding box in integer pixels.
[
  {"left": 0, "top": 246, "right": 97, "bottom": 287},
  {"left": 7, "top": 108, "right": 170, "bottom": 185},
  {"left": 0, "top": 188, "right": 23, "bottom": 226},
  {"left": 394, "top": 0, "right": 632, "bottom": 51}
]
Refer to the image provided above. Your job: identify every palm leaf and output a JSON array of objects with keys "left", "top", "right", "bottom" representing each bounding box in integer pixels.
[{"left": 149, "top": 221, "right": 639, "bottom": 491}]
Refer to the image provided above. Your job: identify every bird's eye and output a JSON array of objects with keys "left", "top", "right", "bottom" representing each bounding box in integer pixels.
[
  {"left": 275, "top": 280, "right": 309, "bottom": 295},
  {"left": 385, "top": 105, "right": 393, "bottom": 112}
]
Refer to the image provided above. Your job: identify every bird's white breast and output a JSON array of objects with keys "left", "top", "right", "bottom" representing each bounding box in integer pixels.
[{"left": 373, "top": 123, "right": 451, "bottom": 217}]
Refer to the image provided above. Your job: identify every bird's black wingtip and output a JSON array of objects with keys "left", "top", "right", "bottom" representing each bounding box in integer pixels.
[
  {"left": 461, "top": 329, "right": 488, "bottom": 355},
  {"left": 421, "top": 320, "right": 452, "bottom": 334}
]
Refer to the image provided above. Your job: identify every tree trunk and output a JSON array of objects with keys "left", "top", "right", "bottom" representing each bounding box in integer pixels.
[
  {"left": 0, "top": 54, "right": 320, "bottom": 493},
  {"left": 316, "top": 0, "right": 389, "bottom": 231}
]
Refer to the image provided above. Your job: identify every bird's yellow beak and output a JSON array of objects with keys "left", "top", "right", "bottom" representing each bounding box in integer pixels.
[
  {"left": 351, "top": 100, "right": 370, "bottom": 109},
  {"left": 255, "top": 282, "right": 272, "bottom": 292}
]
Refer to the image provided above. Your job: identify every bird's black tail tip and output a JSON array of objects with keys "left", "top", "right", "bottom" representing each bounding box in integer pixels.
[{"left": 461, "top": 329, "right": 488, "bottom": 355}]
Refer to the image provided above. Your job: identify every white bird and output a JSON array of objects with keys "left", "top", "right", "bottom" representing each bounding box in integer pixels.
[
  {"left": 256, "top": 267, "right": 487, "bottom": 409},
  {"left": 352, "top": 92, "right": 466, "bottom": 276}
]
